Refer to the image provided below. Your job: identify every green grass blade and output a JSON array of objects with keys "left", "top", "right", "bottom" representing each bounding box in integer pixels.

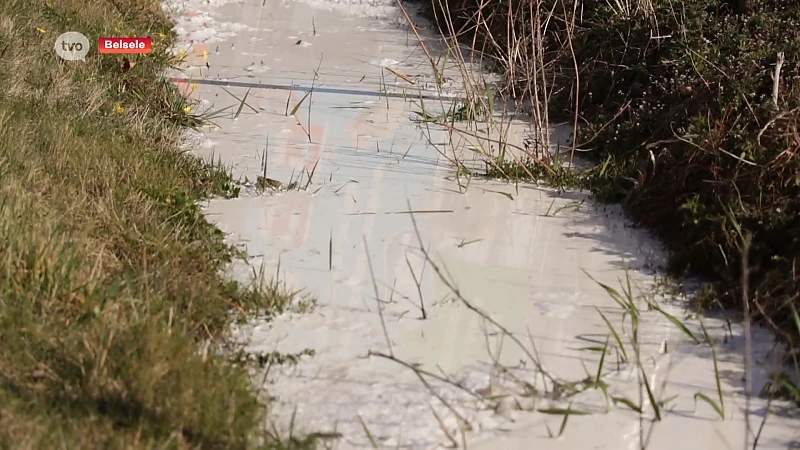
[
  {"left": 694, "top": 392, "right": 725, "bottom": 419},
  {"left": 612, "top": 396, "right": 642, "bottom": 413},
  {"left": 595, "top": 337, "right": 608, "bottom": 385},
  {"left": 558, "top": 409, "right": 570, "bottom": 437},
  {"left": 791, "top": 304, "right": 800, "bottom": 376},
  {"left": 596, "top": 307, "right": 629, "bottom": 362},
  {"left": 357, "top": 415, "right": 379, "bottom": 448},
  {"left": 699, "top": 319, "right": 725, "bottom": 414},
  {"left": 641, "top": 366, "right": 662, "bottom": 421},
  {"left": 537, "top": 407, "right": 591, "bottom": 415},
  {"left": 234, "top": 88, "right": 251, "bottom": 119},
  {"left": 654, "top": 306, "right": 700, "bottom": 344},
  {"left": 221, "top": 87, "right": 257, "bottom": 119},
  {"left": 583, "top": 269, "right": 628, "bottom": 311},
  {"left": 290, "top": 91, "right": 312, "bottom": 116}
]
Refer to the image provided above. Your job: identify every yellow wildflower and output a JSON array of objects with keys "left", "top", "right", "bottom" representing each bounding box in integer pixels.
[
  {"left": 35, "top": 27, "right": 46, "bottom": 34},
  {"left": 183, "top": 106, "right": 192, "bottom": 114},
  {"left": 114, "top": 103, "right": 124, "bottom": 113}
]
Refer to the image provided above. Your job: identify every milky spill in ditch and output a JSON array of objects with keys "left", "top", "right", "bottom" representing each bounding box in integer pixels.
[{"left": 161, "top": 0, "right": 799, "bottom": 448}]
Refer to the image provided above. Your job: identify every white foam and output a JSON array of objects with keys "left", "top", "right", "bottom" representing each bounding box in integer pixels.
[
  {"left": 289, "top": 0, "right": 399, "bottom": 19},
  {"left": 162, "top": 0, "right": 255, "bottom": 45}
]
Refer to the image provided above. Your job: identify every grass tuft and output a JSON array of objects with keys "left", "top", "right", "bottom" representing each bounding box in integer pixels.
[{"left": 0, "top": 0, "right": 309, "bottom": 447}]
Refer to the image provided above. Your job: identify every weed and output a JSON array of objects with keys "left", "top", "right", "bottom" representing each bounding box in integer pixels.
[{"left": 413, "top": 0, "right": 800, "bottom": 444}]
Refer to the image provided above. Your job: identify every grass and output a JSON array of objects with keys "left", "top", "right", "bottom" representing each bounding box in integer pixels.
[
  {"left": 408, "top": 0, "right": 800, "bottom": 410},
  {"left": 396, "top": 0, "right": 580, "bottom": 196},
  {"left": 374, "top": 206, "right": 800, "bottom": 448},
  {"left": 360, "top": 205, "right": 789, "bottom": 448},
  {"left": 9, "top": 0, "right": 786, "bottom": 446},
  {"left": 361, "top": 2, "right": 800, "bottom": 446},
  {"left": 0, "top": 0, "right": 312, "bottom": 447},
  {"left": 414, "top": 0, "right": 800, "bottom": 349}
]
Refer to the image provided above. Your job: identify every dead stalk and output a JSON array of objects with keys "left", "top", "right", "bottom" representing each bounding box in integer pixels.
[
  {"left": 772, "top": 52, "right": 784, "bottom": 109},
  {"left": 364, "top": 236, "right": 394, "bottom": 357},
  {"left": 368, "top": 350, "right": 474, "bottom": 439},
  {"left": 741, "top": 232, "right": 753, "bottom": 448},
  {"left": 406, "top": 199, "right": 558, "bottom": 390}
]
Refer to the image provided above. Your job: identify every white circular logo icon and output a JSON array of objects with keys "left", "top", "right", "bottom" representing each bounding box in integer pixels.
[{"left": 55, "top": 32, "right": 90, "bottom": 61}]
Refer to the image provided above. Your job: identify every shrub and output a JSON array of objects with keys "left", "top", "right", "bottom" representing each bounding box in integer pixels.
[{"left": 417, "top": 0, "right": 800, "bottom": 344}]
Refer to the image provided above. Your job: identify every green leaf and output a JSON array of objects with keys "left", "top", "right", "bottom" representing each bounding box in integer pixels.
[
  {"left": 694, "top": 392, "right": 725, "bottom": 419},
  {"left": 612, "top": 396, "right": 642, "bottom": 413}
]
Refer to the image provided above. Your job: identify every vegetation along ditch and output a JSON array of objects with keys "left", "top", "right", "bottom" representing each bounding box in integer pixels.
[
  {"left": 2, "top": 0, "right": 800, "bottom": 447},
  {"left": 412, "top": 0, "right": 800, "bottom": 405},
  {"left": 0, "top": 0, "right": 310, "bottom": 447}
]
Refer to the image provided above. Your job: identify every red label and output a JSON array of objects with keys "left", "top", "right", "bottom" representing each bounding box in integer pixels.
[{"left": 98, "top": 37, "right": 152, "bottom": 54}]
